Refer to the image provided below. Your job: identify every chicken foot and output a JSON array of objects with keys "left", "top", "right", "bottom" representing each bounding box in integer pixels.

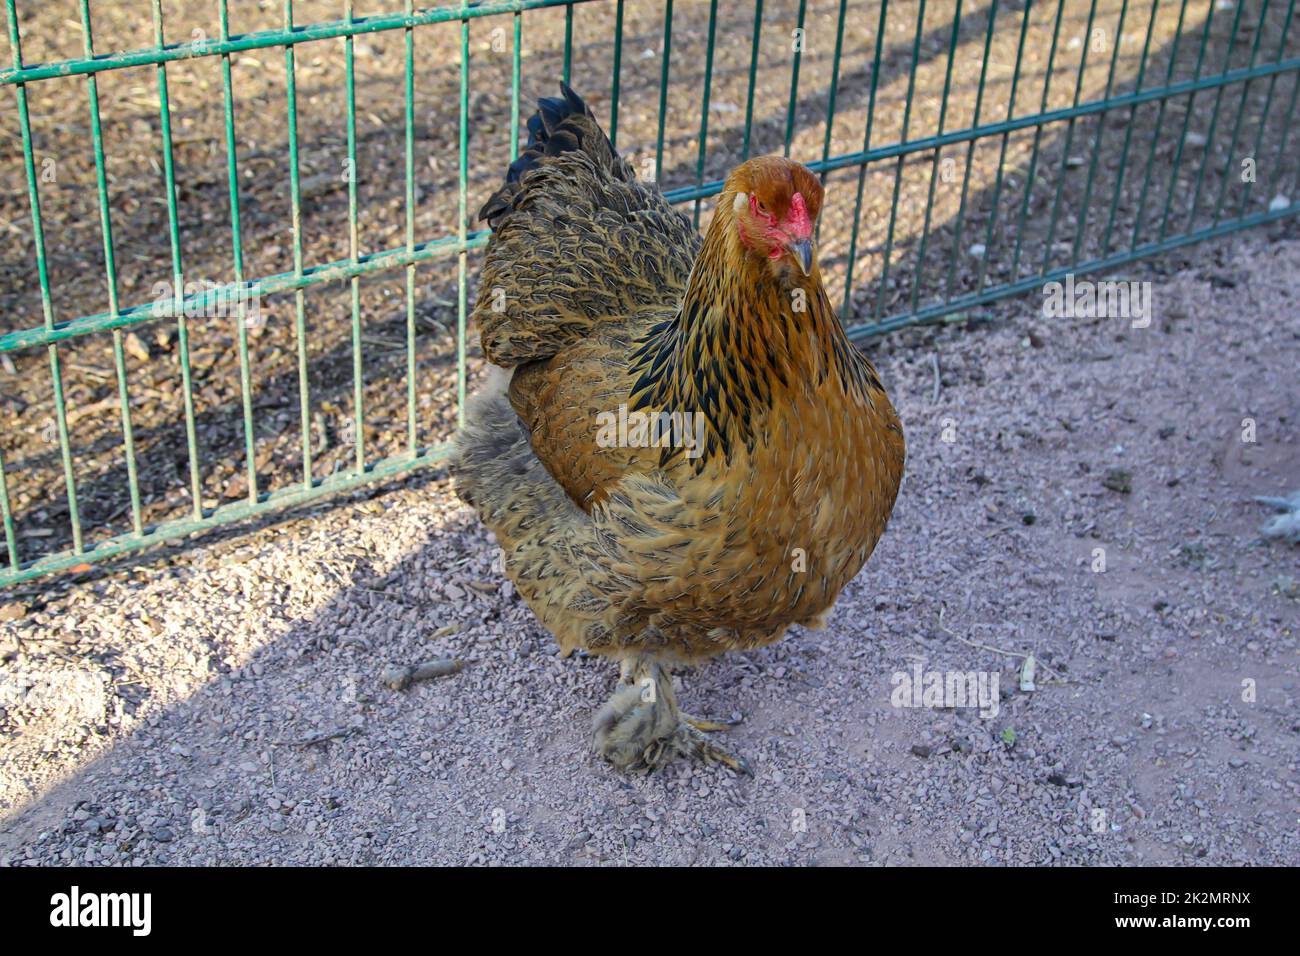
[{"left": 591, "top": 656, "right": 752, "bottom": 775}]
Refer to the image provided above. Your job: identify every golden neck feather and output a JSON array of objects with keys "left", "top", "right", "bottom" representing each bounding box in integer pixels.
[{"left": 629, "top": 191, "right": 881, "bottom": 467}]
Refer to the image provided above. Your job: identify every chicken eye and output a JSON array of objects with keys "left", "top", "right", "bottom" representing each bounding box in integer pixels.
[{"left": 755, "top": 199, "right": 769, "bottom": 216}]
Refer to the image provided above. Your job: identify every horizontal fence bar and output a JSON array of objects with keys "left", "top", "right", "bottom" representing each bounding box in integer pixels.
[
  {"left": 0, "top": 232, "right": 489, "bottom": 352},
  {"left": 0, "top": 0, "right": 602, "bottom": 85},
  {"left": 777, "top": 53, "right": 1300, "bottom": 182},
  {"left": 0, "top": 446, "right": 449, "bottom": 587},
  {"left": 6, "top": 51, "right": 1298, "bottom": 356},
  {"left": 846, "top": 200, "right": 1300, "bottom": 341}
]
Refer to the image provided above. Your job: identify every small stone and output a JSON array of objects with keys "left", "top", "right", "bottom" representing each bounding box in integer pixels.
[
  {"left": 910, "top": 744, "right": 933, "bottom": 758},
  {"left": 124, "top": 332, "right": 151, "bottom": 363},
  {"left": 382, "top": 665, "right": 413, "bottom": 691},
  {"left": 501, "top": 757, "right": 515, "bottom": 772},
  {"left": 1102, "top": 468, "right": 1132, "bottom": 494}
]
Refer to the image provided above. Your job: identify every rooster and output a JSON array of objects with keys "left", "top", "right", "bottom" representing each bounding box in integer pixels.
[{"left": 451, "top": 84, "right": 905, "bottom": 774}]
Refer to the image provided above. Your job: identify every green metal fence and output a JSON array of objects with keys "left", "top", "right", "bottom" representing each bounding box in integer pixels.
[{"left": 1, "top": 0, "right": 1297, "bottom": 588}]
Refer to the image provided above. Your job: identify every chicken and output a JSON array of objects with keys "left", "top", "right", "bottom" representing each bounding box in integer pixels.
[{"left": 450, "top": 84, "right": 905, "bottom": 774}]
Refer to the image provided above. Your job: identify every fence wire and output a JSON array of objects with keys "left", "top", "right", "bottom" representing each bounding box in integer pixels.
[{"left": 1, "top": 0, "right": 1297, "bottom": 586}]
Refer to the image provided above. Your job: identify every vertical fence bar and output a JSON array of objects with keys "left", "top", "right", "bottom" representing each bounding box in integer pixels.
[
  {"left": 1008, "top": 0, "right": 1068, "bottom": 281},
  {"left": 693, "top": 0, "right": 719, "bottom": 228},
  {"left": 284, "top": 0, "right": 314, "bottom": 487},
  {"left": 153, "top": 0, "right": 205, "bottom": 515},
  {"left": 1212, "top": 0, "right": 1281, "bottom": 225},
  {"left": 5, "top": 0, "right": 83, "bottom": 554},
  {"left": 1039, "top": 0, "right": 1103, "bottom": 275},
  {"left": 457, "top": 18, "right": 469, "bottom": 426},
  {"left": 1269, "top": 71, "right": 1300, "bottom": 200},
  {"left": 819, "top": 0, "right": 849, "bottom": 182},
  {"left": 1157, "top": 1, "right": 1219, "bottom": 240},
  {"left": 840, "top": 0, "right": 889, "bottom": 320},
  {"left": 344, "top": 0, "right": 365, "bottom": 473},
  {"left": 1131, "top": 0, "right": 1191, "bottom": 249},
  {"left": 742, "top": 0, "right": 764, "bottom": 161},
  {"left": 511, "top": 10, "right": 522, "bottom": 160},
  {"left": 976, "top": 0, "right": 1034, "bottom": 292},
  {"left": 1068, "top": 0, "right": 1134, "bottom": 266},
  {"left": 654, "top": 0, "right": 673, "bottom": 183},
  {"left": 563, "top": 3, "right": 573, "bottom": 86},
  {"left": 609, "top": 0, "right": 623, "bottom": 149},
  {"left": 945, "top": 0, "right": 1000, "bottom": 302},
  {"left": 0, "top": 450, "right": 16, "bottom": 570},
  {"left": 78, "top": 0, "right": 143, "bottom": 536},
  {"left": 815, "top": 0, "right": 848, "bottom": 246},
  {"left": 404, "top": 0, "right": 419, "bottom": 455},
  {"left": 873, "top": 0, "right": 928, "bottom": 323},
  {"left": 1185, "top": 0, "right": 1249, "bottom": 229},
  {"left": 1238, "top": 0, "right": 1297, "bottom": 218},
  {"left": 783, "top": 0, "right": 808, "bottom": 158},
  {"left": 910, "top": 0, "right": 963, "bottom": 314},
  {"left": 219, "top": 0, "right": 258, "bottom": 505},
  {"left": 1097, "top": 0, "right": 1161, "bottom": 259}
]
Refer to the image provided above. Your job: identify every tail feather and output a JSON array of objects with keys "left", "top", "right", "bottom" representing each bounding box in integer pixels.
[
  {"left": 469, "top": 83, "right": 698, "bottom": 368},
  {"left": 479, "top": 82, "right": 632, "bottom": 227}
]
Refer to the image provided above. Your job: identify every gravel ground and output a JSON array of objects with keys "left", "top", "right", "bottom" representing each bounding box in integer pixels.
[{"left": 1, "top": 226, "right": 1296, "bottom": 867}]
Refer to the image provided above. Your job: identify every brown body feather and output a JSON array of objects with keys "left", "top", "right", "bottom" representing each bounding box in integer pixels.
[{"left": 451, "top": 87, "right": 904, "bottom": 669}]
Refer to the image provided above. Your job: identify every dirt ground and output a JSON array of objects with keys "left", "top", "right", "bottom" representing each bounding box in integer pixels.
[
  {"left": 0, "top": 226, "right": 1296, "bottom": 866},
  {"left": 0, "top": 0, "right": 1298, "bottom": 866}
]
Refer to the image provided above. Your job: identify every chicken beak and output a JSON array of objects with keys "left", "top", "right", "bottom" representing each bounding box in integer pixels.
[{"left": 786, "top": 237, "right": 814, "bottom": 276}]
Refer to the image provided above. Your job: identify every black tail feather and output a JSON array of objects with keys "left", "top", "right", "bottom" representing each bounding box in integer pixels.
[{"left": 479, "top": 83, "right": 625, "bottom": 226}]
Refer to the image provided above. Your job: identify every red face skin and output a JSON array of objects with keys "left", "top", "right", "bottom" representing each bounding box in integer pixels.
[
  {"left": 749, "top": 191, "right": 813, "bottom": 258},
  {"left": 738, "top": 190, "right": 817, "bottom": 276}
]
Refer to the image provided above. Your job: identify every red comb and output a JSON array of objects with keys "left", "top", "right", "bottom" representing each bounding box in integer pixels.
[{"left": 786, "top": 192, "right": 813, "bottom": 239}]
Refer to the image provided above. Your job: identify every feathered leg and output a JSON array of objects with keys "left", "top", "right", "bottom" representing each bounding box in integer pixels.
[{"left": 591, "top": 655, "right": 751, "bottom": 775}]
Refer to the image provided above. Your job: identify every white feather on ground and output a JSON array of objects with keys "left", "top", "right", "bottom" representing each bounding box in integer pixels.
[{"left": 1254, "top": 490, "right": 1300, "bottom": 544}]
